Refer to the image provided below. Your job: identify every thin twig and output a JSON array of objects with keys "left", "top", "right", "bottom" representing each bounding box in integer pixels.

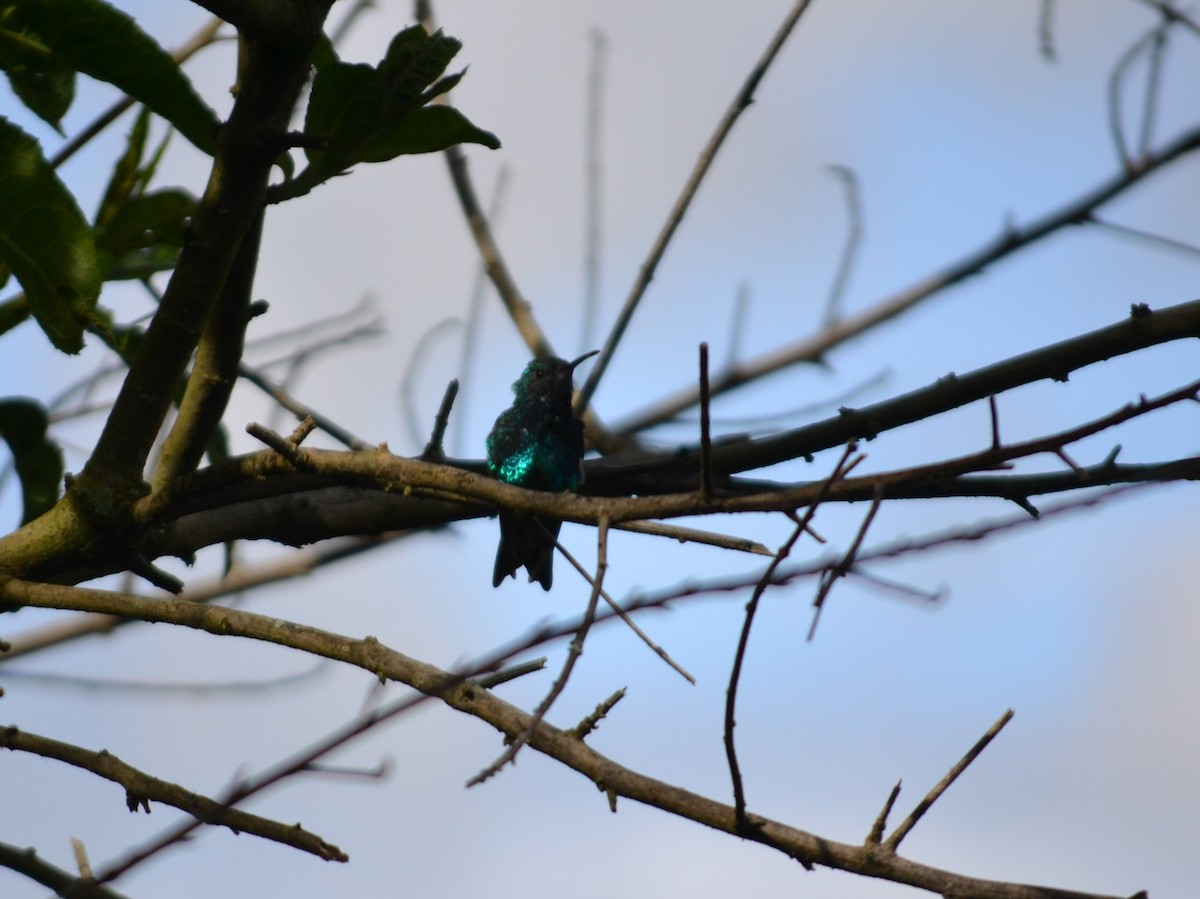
[
  {"left": 239, "top": 364, "right": 369, "bottom": 450},
  {"left": 699, "top": 343, "right": 713, "bottom": 501},
  {"left": 402, "top": 317, "right": 463, "bottom": 450},
  {"left": 568, "top": 687, "right": 627, "bottom": 740},
  {"left": 1090, "top": 214, "right": 1200, "bottom": 258},
  {"left": 1137, "top": 26, "right": 1169, "bottom": 159},
  {"left": 472, "top": 657, "right": 547, "bottom": 689},
  {"left": 422, "top": 379, "right": 459, "bottom": 461},
  {"left": 0, "top": 727, "right": 345, "bottom": 863},
  {"left": 328, "top": 0, "right": 377, "bottom": 45},
  {"left": 613, "top": 125, "right": 1200, "bottom": 434},
  {"left": 1109, "top": 24, "right": 1168, "bottom": 169},
  {"left": 614, "top": 519, "right": 772, "bottom": 555},
  {"left": 554, "top": 536, "right": 696, "bottom": 684},
  {"left": 468, "top": 516, "right": 610, "bottom": 786},
  {"left": 725, "top": 281, "right": 750, "bottom": 370},
  {"left": 457, "top": 166, "right": 511, "bottom": 456},
  {"left": 1037, "top": 0, "right": 1057, "bottom": 62},
  {"left": 582, "top": 29, "right": 608, "bottom": 353},
  {"left": 577, "top": 0, "right": 817, "bottom": 412},
  {"left": 724, "top": 445, "right": 860, "bottom": 826},
  {"left": 807, "top": 487, "right": 882, "bottom": 641},
  {"left": 1131, "top": 0, "right": 1200, "bottom": 37},
  {"left": 0, "top": 537, "right": 398, "bottom": 662},
  {"left": 867, "top": 781, "right": 902, "bottom": 844},
  {"left": 823, "top": 165, "right": 863, "bottom": 327},
  {"left": 0, "top": 842, "right": 131, "bottom": 899},
  {"left": 883, "top": 709, "right": 1016, "bottom": 851}
]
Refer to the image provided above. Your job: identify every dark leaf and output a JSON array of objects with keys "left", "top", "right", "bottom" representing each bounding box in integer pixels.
[
  {"left": 290, "top": 25, "right": 496, "bottom": 198},
  {"left": 96, "top": 188, "right": 195, "bottom": 258},
  {"left": 0, "top": 398, "right": 63, "bottom": 524},
  {"left": 0, "top": 25, "right": 75, "bottom": 131},
  {"left": 0, "top": 116, "right": 100, "bottom": 354},
  {"left": 361, "top": 105, "right": 500, "bottom": 161},
  {"left": 95, "top": 105, "right": 151, "bottom": 229},
  {"left": 4, "top": 0, "right": 218, "bottom": 155}
]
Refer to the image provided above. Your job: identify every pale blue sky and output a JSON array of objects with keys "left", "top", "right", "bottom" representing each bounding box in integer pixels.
[{"left": 2, "top": 2, "right": 1197, "bottom": 897}]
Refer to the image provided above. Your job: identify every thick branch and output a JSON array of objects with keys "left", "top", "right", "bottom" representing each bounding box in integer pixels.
[
  {"left": 74, "top": 4, "right": 332, "bottom": 497},
  {"left": 0, "top": 579, "right": 1143, "bottom": 899}
]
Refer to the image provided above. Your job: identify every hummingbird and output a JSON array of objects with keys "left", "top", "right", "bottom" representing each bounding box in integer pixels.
[{"left": 486, "top": 350, "right": 598, "bottom": 590}]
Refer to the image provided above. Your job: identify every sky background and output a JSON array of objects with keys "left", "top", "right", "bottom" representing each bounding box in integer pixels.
[{"left": 2, "top": 1, "right": 1198, "bottom": 896}]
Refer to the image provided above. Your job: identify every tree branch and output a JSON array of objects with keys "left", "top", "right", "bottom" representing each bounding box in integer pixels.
[
  {"left": 0, "top": 726, "right": 346, "bottom": 862},
  {"left": 0, "top": 578, "right": 1142, "bottom": 899}
]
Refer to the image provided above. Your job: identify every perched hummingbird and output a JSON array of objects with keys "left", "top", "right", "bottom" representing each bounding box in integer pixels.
[{"left": 486, "top": 351, "right": 598, "bottom": 590}]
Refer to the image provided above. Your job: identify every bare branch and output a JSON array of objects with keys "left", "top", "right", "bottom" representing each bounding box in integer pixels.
[
  {"left": 0, "top": 726, "right": 345, "bottom": 862},
  {"left": 884, "top": 709, "right": 1016, "bottom": 851},
  {"left": 725, "top": 446, "right": 860, "bottom": 826},
  {"left": 473, "top": 516, "right": 608, "bottom": 785},
  {"left": 615, "top": 126, "right": 1200, "bottom": 433},
  {"left": 699, "top": 342, "right": 713, "bottom": 501},
  {"left": 582, "top": 29, "right": 608, "bottom": 353},
  {"left": 577, "top": 0, "right": 818, "bottom": 411},
  {"left": 0, "top": 842, "right": 131, "bottom": 899},
  {"left": 823, "top": 165, "right": 863, "bottom": 327}
]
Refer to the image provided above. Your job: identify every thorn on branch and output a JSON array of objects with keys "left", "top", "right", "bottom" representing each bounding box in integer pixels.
[
  {"left": 129, "top": 554, "right": 184, "bottom": 595},
  {"left": 568, "top": 687, "right": 627, "bottom": 740},
  {"left": 422, "top": 379, "right": 459, "bottom": 462},
  {"left": 1012, "top": 495, "right": 1040, "bottom": 518},
  {"left": 867, "top": 780, "right": 902, "bottom": 844},
  {"left": 471, "top": 657, "right": 547, "bottom": 689},
  {"left": 1055, "top": 447, "right": 1087, "bottom": 478},
  {"left": 288, "top": 417, "right": 317, "bottom": 446}
]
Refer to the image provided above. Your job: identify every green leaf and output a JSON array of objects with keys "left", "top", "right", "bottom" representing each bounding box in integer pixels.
[
  {"left": 96, "top": 187, "right": 194, "bottom": 280},
  {"left": 293, "top": 25, "right": 497, "bottom": 195},
  {"left": 0, "top": 23, "right": 76, "bottom": 131},
  {"left": 4, "top": 0, "right": 218, "bottom": 155},
  {"left": 97, "top": 188, "right": 195, "bottom": 257},
  {"left": 0, "top": 398, "right": 63, "bottom": 525},
  {"left": 95, "top": 105, "right": 151, "bottom": 230},
  {"left": 0, "top": 116, "right": 100, "bottom": 353},
  {"left": 101, "top": 243, "right": 182, "bottom": 282},
  {"left": 361, "top": 105, "right": 500, "bottom": 160}
]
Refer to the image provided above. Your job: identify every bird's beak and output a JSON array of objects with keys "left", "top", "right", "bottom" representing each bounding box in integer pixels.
[{"left": 569, "top": 349, "right": 600, "bottom": 371}]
